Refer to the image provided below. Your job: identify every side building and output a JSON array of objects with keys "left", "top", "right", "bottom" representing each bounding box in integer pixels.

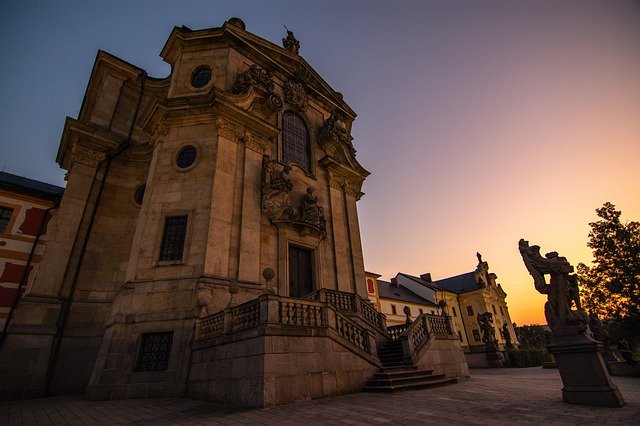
[
  {"left": 0, "top": 172, "right": 63, "bottom": 333},
  {"left": 366, "top": 253, "right": 519, "bottom": 355}
]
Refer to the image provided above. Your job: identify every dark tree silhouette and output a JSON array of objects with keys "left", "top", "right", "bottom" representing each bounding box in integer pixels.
[{"left": 578, "top": 202, "right": 640, "bottom": 345}]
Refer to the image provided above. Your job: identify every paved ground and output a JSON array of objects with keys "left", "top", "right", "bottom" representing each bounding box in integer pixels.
[{"left": 1, "top": 368, "right": 638, "bottom": 425}]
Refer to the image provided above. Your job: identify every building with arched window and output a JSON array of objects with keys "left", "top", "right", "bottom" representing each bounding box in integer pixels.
[{"left": 0, "top": 18, "right": 468, "bottom": 405}]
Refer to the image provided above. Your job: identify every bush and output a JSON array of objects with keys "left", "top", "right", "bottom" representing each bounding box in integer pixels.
[{"left": 506, "top": 348, "right": 553, "bottom": 367}]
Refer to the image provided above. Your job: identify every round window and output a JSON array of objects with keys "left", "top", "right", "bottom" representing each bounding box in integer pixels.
[
  {"left": 134, "top": 184, "right": 146, "bottom": 205},
  {"left": 176, "top": 146, "right": 197, "bottom": 169},
  {"left": 191, "top": 66, "right": 212, "bottom": 88}
]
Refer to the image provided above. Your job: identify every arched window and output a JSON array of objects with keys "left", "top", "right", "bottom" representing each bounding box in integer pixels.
[{"left": 282, "top": 111, "right": 310, "bottom": 172}]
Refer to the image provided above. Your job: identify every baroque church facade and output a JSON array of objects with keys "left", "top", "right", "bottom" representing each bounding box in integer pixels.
[{"left": 0, "top": 19, "right": 468, "bottom": 405}]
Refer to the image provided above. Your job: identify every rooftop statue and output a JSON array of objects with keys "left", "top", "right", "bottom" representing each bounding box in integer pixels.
[
  {"left": 282, "top": 29, "right": 300, "bottom": 54},
  {"left": 518, "top": 239, "right": 588, "bottom": 334}
]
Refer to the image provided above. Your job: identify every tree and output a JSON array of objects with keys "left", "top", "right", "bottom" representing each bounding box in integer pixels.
[{"left": 578, "top": 202, "right": 640, "bottom": 345}]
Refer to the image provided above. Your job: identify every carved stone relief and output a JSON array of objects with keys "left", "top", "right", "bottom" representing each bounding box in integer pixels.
[
  {"left": 318, "top": 111, "right": 348, "bottom": 145},
  {"left": 261, "top": 155, "right": 294, "bottom": 221},
  {"left": 231, "top": 64, "right": 283, "bottom": 116},
  {"left": 69, "top": 144, "right": 107, "bottom": 169},
  {"left": 284, "top": 80, "right": 307, "bottom": 112}
]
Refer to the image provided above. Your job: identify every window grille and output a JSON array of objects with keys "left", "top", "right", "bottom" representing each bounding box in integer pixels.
[
  {"left": 159, "top": 216, "right": 187, "bottom": 261},
  {"left": 0, "top": 207, "right": 13, "bottom": 232},
  {"left": 176, "top": 146, "right": 197, "bottom": 169},
  {"left": 135, "top": 332, "right": 173, "bottom": 372},
  {"left": 282, "top": 112, "right": 310, "bottom": 172}
]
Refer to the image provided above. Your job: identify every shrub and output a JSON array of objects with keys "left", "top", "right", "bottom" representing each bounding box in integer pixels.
[{"left": 506, "top": 348, "right": 553, "bottom": 367}]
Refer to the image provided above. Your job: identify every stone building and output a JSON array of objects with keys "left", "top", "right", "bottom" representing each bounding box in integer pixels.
[
  {"left": 0, "top": 19, "right": 467, "bottom": 405},
  {"left": 366, "top": 253, "right": 519, "bottom": 359},
  {"left": 0, "top": 172, "right": 63, "bottom": 332}
]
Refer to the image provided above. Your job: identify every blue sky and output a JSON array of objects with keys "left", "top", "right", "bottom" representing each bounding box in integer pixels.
[{"left": 2, "top": 0, "right": 639, "bottom": 324}]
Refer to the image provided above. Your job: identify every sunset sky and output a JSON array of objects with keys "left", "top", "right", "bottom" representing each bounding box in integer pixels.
[{"left": 2, "top": 1, "right": 639, "bottom": 325}]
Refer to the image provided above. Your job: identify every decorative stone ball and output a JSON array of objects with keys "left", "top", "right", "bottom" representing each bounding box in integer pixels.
[
  {"left": 438, "top": 299, "right": 447, "bottom": 309},
  {"left": 262, "top": 267, "right": 275, "bottom": 281},
  {"left": 403, "top": 306, "right": 411, "bottom": 316},
  {"left": 227, "top": 17, "right": 246, "bottom": 30},
  {"left": 228, "top": 280, "right": 239, "bottom": 295}
]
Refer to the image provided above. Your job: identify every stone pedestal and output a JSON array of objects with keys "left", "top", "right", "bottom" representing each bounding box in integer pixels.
[
  {"left": 486, "top": 349, "right": 504, "bottom": 367},
  {"left": 548, "top": 333, "right": 625, "bottom": 407}
]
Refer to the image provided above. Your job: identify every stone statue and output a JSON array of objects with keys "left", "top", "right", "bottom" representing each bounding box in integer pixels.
[
  {"left": 517, "top": 239, "right": 625, "bottom": 408},
  {"left": 261, "top": 155, "right": 293, "bottom": 220},
  {"left": 477, "top": 312, "right": 498, "bottom": 350},
  {"left": 297, "top": 187, "right": 326, "bottom": 237},
  {"left": 518, "top": 239, "right": 588, "bottom": 334},
  {"left": 618, "top": 338, "right": 637, "bottom": 365},
  {"left": 502, "top": 323, "right": 513, "bottom": 348},
  {"left": 403, "top": 306, "right": 412, "bottom": 325},
  {"left": 282, "top": 29, "right": 300, "bottom": 54},
  {"left": 588, "top": 312, "right": 613, "bottom": 360}
]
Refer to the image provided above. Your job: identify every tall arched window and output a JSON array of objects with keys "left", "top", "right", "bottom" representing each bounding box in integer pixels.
[{"left": 282, "top": 111, "right": 310, "bottom": 172}]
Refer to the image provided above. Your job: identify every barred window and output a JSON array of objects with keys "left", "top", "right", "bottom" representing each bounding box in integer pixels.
[
  {"left": 176, "top": 146, "right": 197, "bottom": 169},
  {"left": 159, "top": 216, "right": 187, "bottom": 261},
  {"left": 466, "top": 305, "right": 474, "bottom": 316},
  {"left": 135, "top": 332, "right": 173, "bottom": 372},
  {"left": 282, "top": 111, "right": 310, "bottom": 172},
  {"left": 0, "top": 207, "right": 13, "bottom": 233}
]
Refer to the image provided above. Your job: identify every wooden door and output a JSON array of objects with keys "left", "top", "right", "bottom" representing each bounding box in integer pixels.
[{"left": 289, "top": 245, "right": 313, "bottom": 298}]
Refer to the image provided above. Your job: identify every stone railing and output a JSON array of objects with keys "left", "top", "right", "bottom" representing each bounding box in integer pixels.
[
  {"left": 305, "top": 289, "right": 386, "bottom": 331},
  {"left": 387, "top": 323, "right": 409, "bottom": 341},
  {"left": 335, "top": 311, "right": 370, "bottom": 353},
  {"left": 195, "top": 293, "right": 375, "bottom": 359},
  {"left": 278, "top": 299, "right": 325, "bottom": 326},
  {"left": 389, "top": 314, "right": 455, "bottom": 364},
  {"left": 194, "top": 299, "right": 261, "bottom": 341},
  {"left": 427, "top": 314, "right": 452, "bottom": 335}
]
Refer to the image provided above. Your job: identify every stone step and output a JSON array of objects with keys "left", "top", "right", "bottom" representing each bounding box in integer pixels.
[
  {"left": 368, "top": 374, "right": 445, "bottom": 387},
  {"left": 362, "top": 377, "right": 458, "bottom": 393},
  {"left": 371, "top": 369, "right": 434, "bottom": 380},
  {"left": 379, "top": 365, "right": 419, "bottom": 373}
]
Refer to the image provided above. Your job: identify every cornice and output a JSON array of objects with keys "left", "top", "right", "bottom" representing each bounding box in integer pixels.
[{"left": 57, "top": 118, "right": 123, "bottom": 171}]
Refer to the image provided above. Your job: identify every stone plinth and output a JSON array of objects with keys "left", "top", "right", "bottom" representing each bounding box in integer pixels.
[{"left": 548, "top": 333, "right": 625, "bottom": 407}]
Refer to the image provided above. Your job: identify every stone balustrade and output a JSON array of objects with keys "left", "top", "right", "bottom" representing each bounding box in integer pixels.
[
  {"left": 389, "top": 313, "right": 455, "bottom": 364},
  {"left": 305, "top": 288, "right": 386, "bottom": 331},
  {"left": 195, "top": 293, "right": 374, "bottom": 357}
]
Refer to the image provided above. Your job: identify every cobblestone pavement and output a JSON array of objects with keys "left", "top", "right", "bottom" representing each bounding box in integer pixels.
[{"left": 1, "top": 368, "right": 638, "bottom": 425}]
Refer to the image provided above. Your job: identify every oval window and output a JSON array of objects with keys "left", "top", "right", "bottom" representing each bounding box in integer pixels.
[
  {"left": 176, "top": 146, "right": 197, "bottom": 169},
  {"left": 191, "top": 66, "right": 212, "bottom": 88}
]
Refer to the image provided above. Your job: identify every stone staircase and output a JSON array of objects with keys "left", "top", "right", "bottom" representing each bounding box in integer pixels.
[{"left": 363, "top": 340, "right": 458, "bottom": 393}]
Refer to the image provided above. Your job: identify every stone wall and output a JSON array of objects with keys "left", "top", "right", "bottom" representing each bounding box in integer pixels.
[
  {"left": 415, "top": 334, "right": 470, "bottom": 379},
  {"left": 188, "top": 330, "right": 379, "bottom": 407}
]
